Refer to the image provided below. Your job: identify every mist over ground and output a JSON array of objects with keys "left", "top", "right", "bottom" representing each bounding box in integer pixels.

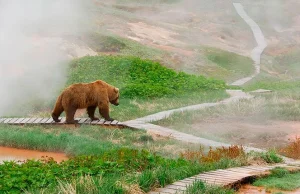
[{"left": 0, "top": 0, "right": 91, "bottom": 116}]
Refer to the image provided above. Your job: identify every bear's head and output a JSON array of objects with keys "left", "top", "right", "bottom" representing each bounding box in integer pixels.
[{"left": 110, "top": 87, "right": 119, "bottom": 106}]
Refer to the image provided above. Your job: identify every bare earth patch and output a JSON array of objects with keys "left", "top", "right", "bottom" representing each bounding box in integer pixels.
[{"left": 189, "top": 119, "right": 300, "bottom": 149}]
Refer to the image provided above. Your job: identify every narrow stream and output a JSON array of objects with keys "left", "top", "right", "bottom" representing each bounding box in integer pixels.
[{"left": 0, "top": 146, "right": 68, "bottom": 163}]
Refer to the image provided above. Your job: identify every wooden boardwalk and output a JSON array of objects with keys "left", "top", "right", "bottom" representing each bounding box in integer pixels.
[
  {"left": 149, "top": 164, "right": 300, "bottom": 194},
  {"left": 0, "top": 117, "right": 124, "bottom": 127}
]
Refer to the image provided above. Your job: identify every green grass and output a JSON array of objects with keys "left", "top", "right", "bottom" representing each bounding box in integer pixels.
[
  {"left": 244, "top": 77, "right": 300, "bottom": 92},
  {"left": 63, "top": 55, "right": 228, "bottom": 121},
  {"left": 184, "top": 180, "right": 234, "bottom": 194},
  {"left": 253, "top": 167, "right": 300, "bottom": 191},
  {"left": 68, "top": 56, "right": 226, "bottom": 98},
  {"left": 0, "top": 124, "right": 202, "bottom": 158},
  {"left": 0, "top": 125, "right": 250, "bottom": 194},
  {"left": 203, "top": 47, "right": 254, "bottom": 82}
]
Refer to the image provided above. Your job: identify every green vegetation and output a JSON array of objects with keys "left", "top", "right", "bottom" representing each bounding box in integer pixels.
[
  {"left": 185, "top": 180, "right": 234, "bottom": 194},
  {"left": 244, "top": 76, "right": 300, "bottom": 92},
  {"left": 0, "top": 125, "right": 251, "bottom": 194},
  {"left": 0, "top": 125, "right": 199, "bottom": 158},
  {"left": 253, "top": 167, "right": 300, "bottom": 191},
  {"left": 0, "top": 125, "right": 278, "bottom": 193},
  {"left": 249, "top": 150, "right": 283, "bottom": 164},
  {"left": 65, "top": 55, "right": 227, "bottom": 120},
  {"left": 202, "top": 47, "right": 254, "bottom": 82},
  {"left": 68, "top": 56, "right": 226, "bottom": 98},
  {"left": 0, "top": 149, "right": 214, "bottom": 193}
]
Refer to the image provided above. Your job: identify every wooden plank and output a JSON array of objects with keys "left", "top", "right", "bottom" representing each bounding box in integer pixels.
[
  {"left": 15, "top": 118, "right": 24, "bottom": 124},
  {"left": 195, "top": 174, "right": 246, "bottom": 182},
  {"left": 78, "top": 118, "right": 87, "bottom": 124},
  {"left": 110, "top": 120, "right": 118, "bottom": 125},
  {"left": 187, "top": 176, "right": 231, "bottom": 184},
  {"left": 197, "top": 172, "right": 247, "bottom": 179},
  {"left": 172, "top": 182, "right": 190, "bottom": 187},
  {"left": 202, "top": 170, "right": 249, "bottom": 177},
  {"left": 59, "top": 117, "right": 66, "bottom": 124},
  {"left": 213, "top": 169, "right": 251, "bottom": 176},
  {"left": 33, "top": 118, "right": 43, "bottom": 124},
  {"left": 40, "top": 118, "right": 50, "bottom": 124},
  {"left": 193, "top": 175, "right": 241, "bottom": 183},
  {"left": 226, "top": 168, "right": 256, "bottom": 173},
  {"left": 26, "top": 118, "right": 37, "bottom": 124},
  {"left": 8, "top": 118, "right": 19, "bottom": 123},
  {"left": 0, "top": 118, "right": 6, "bottom": 123},
  {"left": 226, "top": 169, "right": 257, "bottom": 175},
  {"left": 46, "top": 118, "right": 54, "bottom": 124},
  {"left": 3, "top": 118, "right": 13, "bottom": 123},
  {"left": 199, "top": 173, "right": 248, "bottom": 180},
  {"left": 104, "top": 121, "right": 112, "bottom": 125},
  {"left": 83, "top": 118, "right": 91, "bottom": 124},
  {"left": 185, "top": 178, "right": 225, "bottom": 185},
  {"left": 117, "top": 121, "right": 124, "bottom": 126},
  {"left": 91, "top": 119, "right": 100, "bottom": 124},
  {"left": 165, "top": 184, "right": 186, "bottom": 191},
  {"left": 149, "top": 192, "right": 172, "bottom": 194},
  {"left": 97, "top": 119, "right": 105, "bottom": 125},
  {"left": 155, "top": 188, "right": 178, "bottom": 194},
  {"left": 179, "top": 179, "right": 196, "bottom": 184},
  {"left": 20, "top": 118, "right": 31, "bottom": 124}
]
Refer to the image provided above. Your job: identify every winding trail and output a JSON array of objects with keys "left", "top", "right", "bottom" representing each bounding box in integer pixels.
[
  {"left": 131, "top": 3, "right": 298, "bottom": 193},
  {"left": 122, "top": 2, "right": 269, "bottom": 151},
  {"left": 123, "top": 90, "right": 263, "bottom": 152},
  {"left": 231, "top": 3, "right": 267, "bottom": 86}
]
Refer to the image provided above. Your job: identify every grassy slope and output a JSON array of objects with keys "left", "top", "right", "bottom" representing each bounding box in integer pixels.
[
  {"left": 201, "top": 47, "right": 255, "bottom": 82},
  {"left": 85, "top": 32, "right": 255, "bottom": 83},
  {"left": 64, "top": 55, "right": 228, "bottom": 121}
]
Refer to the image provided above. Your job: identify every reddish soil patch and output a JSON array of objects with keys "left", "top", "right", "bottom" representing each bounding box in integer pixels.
[{"left": 0, "top": 146, "right": 68, "bottom": 163}]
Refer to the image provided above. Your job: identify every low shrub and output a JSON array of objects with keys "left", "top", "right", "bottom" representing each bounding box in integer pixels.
[{"left": 279, "top": 137, "right": 300, "bottom": 159}]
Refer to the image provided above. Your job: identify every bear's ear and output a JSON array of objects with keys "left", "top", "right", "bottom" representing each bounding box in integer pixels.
[{"left": 114, "top": 87, "right": 119, "bottom": 93}]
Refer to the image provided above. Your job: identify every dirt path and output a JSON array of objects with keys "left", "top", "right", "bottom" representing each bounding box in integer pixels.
[
  {"left": 124, "top": 90, "right": 265, "bottom": 152},
  {"left": 122, "top": 3, "right": 297, "bottom": 165},
  {"left": 230, "top": 3, "right": 267, "bottom": 86}
]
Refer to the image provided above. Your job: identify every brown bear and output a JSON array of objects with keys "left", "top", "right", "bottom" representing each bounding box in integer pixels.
[{"left": 51, "top": 80, "right": 119, "bottom": 124}]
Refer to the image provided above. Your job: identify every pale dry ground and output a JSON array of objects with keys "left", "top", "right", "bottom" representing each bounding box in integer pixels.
[{"left": 190, "top": 119, "right": 300, "bottom": 149}]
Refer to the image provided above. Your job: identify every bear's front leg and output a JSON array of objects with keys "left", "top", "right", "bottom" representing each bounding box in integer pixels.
[
  {"left": 52, "top": 113, "right": 61, "bottom": 122},
  {"left": 98, "top": 104, "right": 114, "bottom": 121}
]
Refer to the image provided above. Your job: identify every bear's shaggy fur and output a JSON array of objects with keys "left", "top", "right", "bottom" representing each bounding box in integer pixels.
[{"left": 52, "top": 80, "right": 119, "bottom": 124}]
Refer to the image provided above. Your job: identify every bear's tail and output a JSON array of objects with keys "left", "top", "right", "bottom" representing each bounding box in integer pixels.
[{"left": 52, "top": 94, "right": 64, "bottom": 122}]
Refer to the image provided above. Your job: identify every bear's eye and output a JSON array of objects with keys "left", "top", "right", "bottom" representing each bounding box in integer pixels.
[{"left": 111, "top": 95, "right": 119, "bottom": 102}]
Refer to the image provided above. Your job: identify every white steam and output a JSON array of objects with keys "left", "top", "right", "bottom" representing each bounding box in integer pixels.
[{"left": 0, "top": 0, "right": 91, "bottom": 116}]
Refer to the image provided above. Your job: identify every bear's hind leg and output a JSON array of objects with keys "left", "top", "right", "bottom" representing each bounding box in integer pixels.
[
  {"left": 87, "top": 106, "right": 99, "bottom": 121},
  {"left": 65, "top": 107, "right": 77, "bottom": 124}
]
